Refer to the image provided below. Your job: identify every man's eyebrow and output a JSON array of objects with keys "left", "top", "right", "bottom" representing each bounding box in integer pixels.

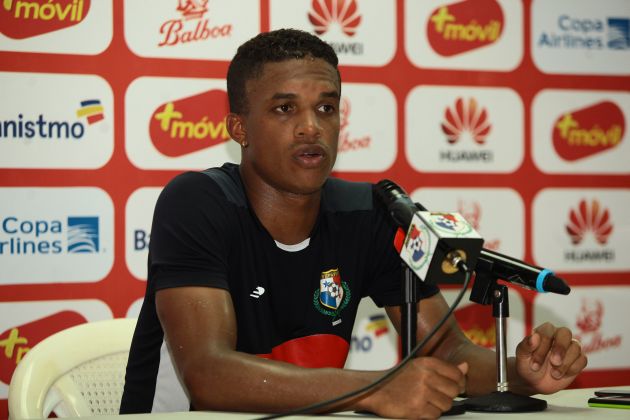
[{"left": 269, "top": 91, "right": 340, "bottom": 100}]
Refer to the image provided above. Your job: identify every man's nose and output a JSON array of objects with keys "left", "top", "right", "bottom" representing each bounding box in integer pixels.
[{"left": 294, "top": 110, "right": 322, "bottom": 140}]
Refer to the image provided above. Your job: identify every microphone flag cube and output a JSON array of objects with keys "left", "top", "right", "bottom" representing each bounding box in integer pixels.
[{"left": 399, "top": 211, "right": 484, "bottom": 285}]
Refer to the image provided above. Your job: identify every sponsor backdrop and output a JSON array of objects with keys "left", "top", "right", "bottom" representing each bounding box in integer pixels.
[{"left": 1, "top": 0, "right": 629, "bottom": 414}]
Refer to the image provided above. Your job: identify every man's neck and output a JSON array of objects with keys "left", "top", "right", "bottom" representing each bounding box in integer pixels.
[{"left": 240, "top": 169, "right": 322, "bottom": 245}]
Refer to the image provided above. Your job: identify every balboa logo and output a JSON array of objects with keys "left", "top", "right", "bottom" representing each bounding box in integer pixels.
[
  {"left": 338, "top": 97, "right": 371, "bottom": 153},
  {"left": 564, "top": 199, "right": 615, "bottom": 263},
  {"left": 0, "top": 98, "right": 105, "bottom": 141},
  {"left": 0, "top": 216, "right": 99, "bottom": 255},
  {"left": 0, "top": 311, "right": 87, "bottom": 384},
  {"left": 427, "top": 0, "right": 504, "bottom": 57},
  {"left": 439, "top": 97, "right": 493, "bottom": 163},
  {"left": 457, "top": 200, "right": 500, "bottom": 250},
  {"left": 553, "top": 101, "right": 624, "bottom": 161},
  {"left": 0, "top": 0, "right": 90, "bottom": 39},
  {"left": 158, "top": 0, "right": 232, "bottom": 47},
  {"left": 149, "top": 89, "right": 230, "bottom": 157},
  {"left": 308, "top": 0, "right": 364, "bottom": 55},
  {"left": 574, "top": 298, "right": 622, "bottom": 354}
]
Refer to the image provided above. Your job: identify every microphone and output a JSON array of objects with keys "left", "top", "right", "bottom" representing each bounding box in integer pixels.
[
  {"left": 375, "top": 180, "right": 484, "bottom": 285},
  {"left": 375, "top": 179, "right": 570, "bottom": 295},
  {"left": 475, "top": 249, "right": 570, "bottom": 295}
]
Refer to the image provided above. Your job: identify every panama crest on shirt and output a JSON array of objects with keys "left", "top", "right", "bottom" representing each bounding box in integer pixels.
[{"left": 313, "top": 268, "right": 351, "bottom": 319}]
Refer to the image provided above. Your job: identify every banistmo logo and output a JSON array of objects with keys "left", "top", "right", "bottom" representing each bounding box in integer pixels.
[
  {"left": 0, "top": 0, "right": 90, "bottom": 39},
  {"left": 564, "top": 199, "right": 615, "bottom": 263},
  {"left": 308, "top": 0, "right": 364, "bottom": 55},
  {"left": 537, "top": 14, "right": 630, "bottom": 51},
  {"left": 0, "top": 215, "right": 100, "bottom": 255},
  {"left": 0, "top": 99, "right": 105, "bottom": 141},
  {"left": 337, "top": 97, "right": 370, "bottom": 153},
  {"left": 158, "top": 0, "right": 232, "bottom": 47},
  {"left": 426, "top": 0, "right": 504, "bottom": 57},
  {"left": 552, "top": 101, "right": 624, "bottom": 161},
  {"left": 439, "top": 97, "right": 493, "bottom": 163},
  {"left": 149, "top": 89, "right": 230, "bottom": 157}
]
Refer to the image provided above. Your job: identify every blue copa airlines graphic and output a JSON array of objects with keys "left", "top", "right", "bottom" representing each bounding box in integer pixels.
[
  {"left": 531, "top": 0, "right": 630, "bottom": 75},
  {"left": 67, "top": 217, "right": 99, "bottom": 253},
  {"left": 0, "top": 188, "right": 114, "bottom": 285}
]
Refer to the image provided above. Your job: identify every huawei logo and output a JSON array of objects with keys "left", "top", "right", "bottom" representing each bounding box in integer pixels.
[
  {"left": 441, "top": 98, "right": 492, "bottom": 145},
  {"left": 308, "top": 0, "right": 361, "bottom": 36},
  {"left": 566, "top": 199, "right": 613, "bottom": 245}
]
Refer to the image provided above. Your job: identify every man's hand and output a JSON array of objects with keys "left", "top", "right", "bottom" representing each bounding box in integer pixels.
[
  {"left": 514, "top": 322, "right": 588, "bottom": 394},
  {"left": 364, "top": 358, "right": 468, "bottom": 420}
]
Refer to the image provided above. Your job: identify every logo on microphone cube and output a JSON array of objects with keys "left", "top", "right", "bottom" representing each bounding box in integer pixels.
[{"left": 401, "top": 215, "right": 436, "bottom": 281}]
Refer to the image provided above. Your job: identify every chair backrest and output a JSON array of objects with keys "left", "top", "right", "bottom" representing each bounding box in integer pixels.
[{"left": 8, "top": 318, "right": 136, "bottom": 419}]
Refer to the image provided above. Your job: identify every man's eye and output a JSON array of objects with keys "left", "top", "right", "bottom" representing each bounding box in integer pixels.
[
  {"left": 318, "top": 104, "right": 336, "bottom": 113},
  {"left": 276, "top": 104, "right": 292, "bottom": 113}
]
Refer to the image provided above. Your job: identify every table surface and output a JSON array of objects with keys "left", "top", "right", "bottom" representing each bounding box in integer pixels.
[{"left": 97, "top": 386, "right": 630, "bottom": 419}]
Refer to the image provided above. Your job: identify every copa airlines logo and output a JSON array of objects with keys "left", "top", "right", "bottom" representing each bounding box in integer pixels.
[
  {"left": 0, "top": 188, "right": 113, "bottom": 284},
  {"left": 309, "top": 0, "right": 361, "bottom": 36},
  {"left": 0, "top": 0, "right": 90, "bottom": 39},
  {"left": 1, "top": 215, "right": 99, "bottom": 255},
  {"left": 158, "top": 0, "right": 232, "bottom": 47},
  {"left": 531, "top": 0, "right": 630, "bottom": 75},
  {"left": 440, "top": 97, "right": 494, "bottom": 163},
  {"left": 552, "top": 101, "right": 624, "bottom": 162},
  {"left": 337, "top": 97, "right": 371, "bottom": 154},
  {"left": 536, "top": 13, "right": 629, "bottom": 52},
  {"left": 574, "top": 299, "right": 622, "bottom": 355},
  {"left": 427, "top": 0, "right": 504, "bottom": 57},
  {"left": 149, "top": 89, "right": 230, "bottom": 157}
]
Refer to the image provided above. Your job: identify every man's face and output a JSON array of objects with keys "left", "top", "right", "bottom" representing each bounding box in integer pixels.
[{"left": 237, "top": 58, "right": 341, "bottom": 196}]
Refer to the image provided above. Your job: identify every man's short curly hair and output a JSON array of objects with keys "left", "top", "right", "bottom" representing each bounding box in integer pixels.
[{"left": 227, "top": 28, "right": 340, "bottom": 114}]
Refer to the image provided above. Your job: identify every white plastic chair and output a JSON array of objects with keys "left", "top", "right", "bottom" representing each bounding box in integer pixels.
[{"left": 8, "top": 318, "right": 136, "bottom": 419}]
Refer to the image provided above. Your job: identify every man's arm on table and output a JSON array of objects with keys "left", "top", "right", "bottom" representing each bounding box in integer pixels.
[
  {"left": 156, "top": 286, "right": 466, "bottom": 418},
  {"left": 385, "top": 292, "right": 588, "bottom": 397}
]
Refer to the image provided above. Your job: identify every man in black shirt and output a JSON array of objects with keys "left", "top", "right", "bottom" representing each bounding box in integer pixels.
[{"left": 121, "top": 29, "right": 587, "bottom": 418}]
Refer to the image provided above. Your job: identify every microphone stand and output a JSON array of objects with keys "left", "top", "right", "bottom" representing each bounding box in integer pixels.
[
  {"left": 401, "top": 262, "right": 417, "bottom": 358},
  {"left": 463, "top": 268, "right": 547, "bottom": 412},
  {"left": 400, "top": 263, "right": 466, "bottom": 416}
]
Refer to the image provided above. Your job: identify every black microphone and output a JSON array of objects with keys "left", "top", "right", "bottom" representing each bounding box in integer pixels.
[
  {"left": 375, "top": 179, "right": 570, "bottom": 295},
  {"left": 475, "top": 249, "right": 570, "bottom": 295}
]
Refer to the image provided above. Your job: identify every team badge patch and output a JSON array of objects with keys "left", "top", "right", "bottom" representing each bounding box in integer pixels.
[{"left": 313, "top": 268, "right": 351, "bottom": 323}]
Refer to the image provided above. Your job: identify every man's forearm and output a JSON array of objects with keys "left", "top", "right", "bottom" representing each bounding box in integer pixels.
[{"left": 183, "top": 349, "right": 378, "bottom": 413}]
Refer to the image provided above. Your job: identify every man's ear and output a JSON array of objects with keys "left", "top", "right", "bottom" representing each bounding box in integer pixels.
[{"left": 226, "top": 113, "right": 246, "bottom": 145}]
